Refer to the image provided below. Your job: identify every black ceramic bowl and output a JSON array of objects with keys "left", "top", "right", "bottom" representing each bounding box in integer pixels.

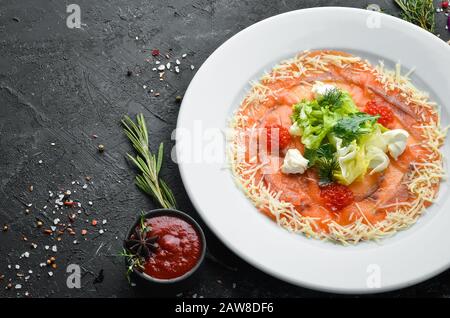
[{"left": 124, "top": 208, "right": 206, "bottom": 285}]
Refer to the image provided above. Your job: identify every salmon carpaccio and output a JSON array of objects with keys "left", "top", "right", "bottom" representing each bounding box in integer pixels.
[{"left": 230, "top": 50, "right": 444, "bottom": 242}]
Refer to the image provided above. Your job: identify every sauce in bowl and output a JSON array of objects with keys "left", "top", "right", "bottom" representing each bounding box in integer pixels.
[
  {"left": 125, "top": 209, "right": 205, "bottom": 283},
  {"left": 143, "top": 215, "right": 202, "bottom": 279}
]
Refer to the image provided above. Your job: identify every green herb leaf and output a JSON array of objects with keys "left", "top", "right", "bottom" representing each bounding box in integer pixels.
[
  {"left": 332, "top": 112, "right": 379, "bottom": 145},
  {"left": 317, "top": 88, "right": 343, "bottom": 110},
  {"left": 316, "top": 157, "right": 339, "bottom": 186}
]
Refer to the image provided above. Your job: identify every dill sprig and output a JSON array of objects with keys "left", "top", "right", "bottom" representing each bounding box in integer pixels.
[
  {"left": 122, "top": 114, "right": 177, "bottom": 209},
  {"left": 394, "top": 0, "right": 435, "bottom": 33}
]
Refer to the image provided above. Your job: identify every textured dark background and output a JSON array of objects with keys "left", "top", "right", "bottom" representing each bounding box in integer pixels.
[{"left": 0, "top": 0, "right": 449, "bottom": 298}]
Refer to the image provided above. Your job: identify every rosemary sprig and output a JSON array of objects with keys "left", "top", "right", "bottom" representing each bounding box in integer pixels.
[
  {"left": 394, "top": 0, "right": 435, "bottom": 33},
  {"left": 122, "top": 114, "right": 177, "bottom": 209}
]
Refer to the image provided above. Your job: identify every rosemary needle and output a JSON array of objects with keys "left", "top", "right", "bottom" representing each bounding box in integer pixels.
[
  {"left": 122, "top": 114, "right": 177, "bottom": 209},
  {"left": 394, "top": 0, "right": 435, "bottom": 33}
]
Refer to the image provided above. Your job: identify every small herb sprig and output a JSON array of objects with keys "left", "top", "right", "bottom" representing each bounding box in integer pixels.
[
  {"left": 304, "top": 144, "right": 338, "bottom": 186},
  {"left": 394, "top": 0, "right": 435, "bottom": 33},
  {"left": 121, "top": 212, "right": 159, "bottom": 282},
  {"left": 122, "top": 114, "right": 177, "bottom": 209}
]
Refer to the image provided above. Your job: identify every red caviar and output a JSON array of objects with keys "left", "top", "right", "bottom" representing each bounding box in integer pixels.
[
  {"left": 264, "top": 124, "right": 291, "bottom": 153},
  {"left": 320, "top": 183, "right": 354, "bottom": 212},
  {"left": 364, "top": 100, "right": 394, "bottom": 126}
]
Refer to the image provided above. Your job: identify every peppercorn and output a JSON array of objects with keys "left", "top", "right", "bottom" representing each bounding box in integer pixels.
[
  {"left": 126, "top": 70, "right": 133, "bottom": 77},
  {"left": 36, "top": 221, "right": 43, "bottom": 228},
  {"left": 175, "top": 95, "right": 183, "bottom": 103},
  {"left": 98, "top": 144, "right": 105, "bottom": 153}
]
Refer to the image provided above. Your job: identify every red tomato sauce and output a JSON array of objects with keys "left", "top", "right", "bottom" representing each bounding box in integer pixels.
[{"left": 143, "top": 216, "right": 202, "bottom": 279}]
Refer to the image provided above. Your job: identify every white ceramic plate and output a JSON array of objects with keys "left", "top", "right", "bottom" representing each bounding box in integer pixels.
[{"left": 176, "top": 7, "right": 450, "bottom": 294}]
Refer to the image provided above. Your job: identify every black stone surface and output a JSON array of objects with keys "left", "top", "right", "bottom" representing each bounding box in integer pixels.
[{"left": 0, "top": 0, "right": 449, "bottom": 298}]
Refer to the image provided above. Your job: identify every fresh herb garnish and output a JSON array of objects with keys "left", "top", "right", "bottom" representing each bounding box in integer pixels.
[
  {"left": 304, "top": 144, "right": 335, "bottom": 166},
  {"left": 122, "top": 114, "right": 177, "bottom": 209},
  {"left": 316, "top": 157, "right": 339, "bottom": 186},
  {"left": 317, "top": 88, "right": 344, "bottom": 110},
  {"left": 120, "top": 248, "right": 145, "bottom": 282},
  {"left": 394, "top": 0, "right": 435, "bottom": 33},
  {"left": 121, "top": 213, "right": 159, "bottom": 282},
  {"left": 333, "top": 112, "right": 379, "bottom": 145},
  {"left": 304, "top": 144, "right": 338, "bottom": 185}
]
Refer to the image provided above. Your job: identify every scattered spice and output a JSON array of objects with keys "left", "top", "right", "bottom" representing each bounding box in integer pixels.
[
  {"left": 151, "top": 49, "right": 160, "bottom": 56},
  {"left": 64, "top": 200, "right": 76, "bottom": 207},
  {"left": 28, "top": 185, "right": 34, "bottom": 192},
  {"left": 91, "top": 219, "right": 98, "bottom": 226},
  {"left": 175, "top": 95, "right": 183, "bottom": 103},
  {"left": 43, "top": 229, "right": 52, "bottom": 235},
  {"left": 2, "top": 224, "right": 8, "bottom": 232},
  {"left": 81, "top": 229, "right": 87, "bottom": 235},
  {"left": 126, "top": 70, "right": 133, "bottom": 77},
  {"left": 98, "top": 144, "right": 105, "bottom": 152},
  {"left": 36, "top": 221, "right": 43, "bottom": 228}
]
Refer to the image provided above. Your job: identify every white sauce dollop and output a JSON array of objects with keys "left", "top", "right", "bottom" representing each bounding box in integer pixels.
[
  {"left": 281, "top": 149, "right": 309, "bottom": 174},
  {"left": 382, "top": 129, "right": 409, "bottom": 160}
]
